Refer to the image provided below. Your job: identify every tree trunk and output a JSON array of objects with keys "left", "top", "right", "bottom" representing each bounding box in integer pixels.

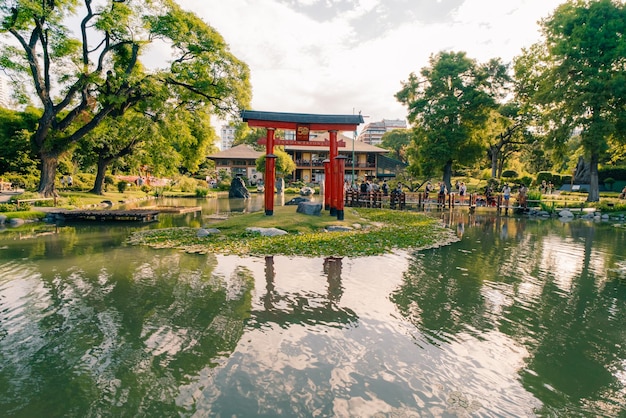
[
  {"left": 443, "top": 160, "right": 453, "bottom": 192},
  {"left": 38, "top": 153, "right": 60, "bottom": 197},
  {"left": 90, "top": 158, "right": 112, "bottom": 195},
  {"left": 587, "top": 152, "right": 599, "bottom": 202},
  {"left": 490, "top": 145, "right": 498, "bottom": 178}
]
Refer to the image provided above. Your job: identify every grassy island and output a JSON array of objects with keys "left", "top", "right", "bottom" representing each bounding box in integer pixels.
[{"left": 128, "top": 207, "right": 457, "bottom": 257}]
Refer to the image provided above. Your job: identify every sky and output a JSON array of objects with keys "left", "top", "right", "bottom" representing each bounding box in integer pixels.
[{"left": 172, "top": 0, "right": 566, "bottom": 128}]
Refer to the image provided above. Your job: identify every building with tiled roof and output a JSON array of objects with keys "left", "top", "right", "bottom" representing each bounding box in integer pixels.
[{"left": 207, "top": 132, "right": 406, "bottom": 185}]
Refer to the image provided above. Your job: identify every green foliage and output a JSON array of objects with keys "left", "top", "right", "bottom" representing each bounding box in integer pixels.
[
  {"left": 256, "top": 148, "right": 296, "bottom": 176},
  {"left": 216, "top": 179, "right": 231, "bottom": 191},
  {"left": 0, "top": 107, "right": 40, "bottom": 174},
  {"left": 396, "top": 51, "right": 500, "bottom": 179},
  {"left": 519, "top": 176, "right": 533, "bottom": 187},
  {"left": 1, "top": 1, "right": 251, "bottom": 196},
  {"left": 5, "top": 172, "right": 39, "bottom": 190},
  {"left": 514, "top": 0, "right": 626, "bottom": 201},
  {"left": 599, "top": 167, "right": 626, "bottom": 182},
  {"left": 195, "top": 187, "right": 210, "bottom": 197},
  {"left": 117, "top": 180, "right": 128, "bottom": 193},
  {"left": 176, "top": 176, "right": 199, "bottom": 193},
  {"left": 536, "top": 171, "right": 553, "bottom": 185},
  {"left": 527, "top": 190, "right": 542, "bottom": 201},
  {"left": 128, "top": 207, "right": 452, "bottom": 257},
  {"left": 502, "top": 170, "right": 518, "bottom": 178},
  {"left": 380, "top": 129, "right": 412, "bottom": 163},
  {"left": 561, "top": 175, "right": 572, "bottom": 185}
]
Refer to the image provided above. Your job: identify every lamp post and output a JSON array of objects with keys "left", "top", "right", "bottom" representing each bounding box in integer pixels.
[{"left": 352, "top": 110, "right": 368, "bottom": 187}]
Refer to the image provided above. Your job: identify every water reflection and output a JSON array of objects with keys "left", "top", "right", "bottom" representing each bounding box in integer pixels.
[
  {"left": 251, "top": 256, "right": 357, "bottom": 330},
  {"left": 2, "top": 203, "right": 626, "bottom": 416}
]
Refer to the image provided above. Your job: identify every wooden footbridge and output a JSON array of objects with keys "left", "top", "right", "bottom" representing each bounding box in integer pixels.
[
  {"left": 344, "top": 190, "right": 542, "bottom": 213},
  {"left": 47, "top": 209, "right": 161, "bottom": 223}
]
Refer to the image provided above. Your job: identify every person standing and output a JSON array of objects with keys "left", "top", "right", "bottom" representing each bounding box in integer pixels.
[
  {"left": 459, "top": 182, "right": 467, "bottom": 205},
  {"left": 518, "top": 184, "right": 527, "bottom": 208},
  {"left": 382, "top": 180, "right": 389, "bottom": 196},
  {"left": 437, "top": 182, "right": 447, "bottom": 206},
  {"left": 502, "top": 183, "right": 511, "bottom": 208}
]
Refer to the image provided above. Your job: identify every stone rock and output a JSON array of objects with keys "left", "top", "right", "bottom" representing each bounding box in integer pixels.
[
  {"left": 286, "top": 197, "right": 309, "bottom": 206},
  {"left": 300, "top": 186, "right": 315, "bottom": 196},
  {"left": 9, "top": 218, "right": 25, "bottom": 226},
  {"left": 326, "top": 225, "right": 353, "bottom": 232},
  {"left": 229, "top": 177, "right": 250, "bottom": 198},
  {"left": 296, "top": 202, "right": 322, "bottom": 216},
  {"left": 537, "top": 211, "right": 551, "bottom": 217},
  {"left": 559, "top": 209, "right": 574, "bottom": 218},
  {"left": 573, "top": 156, "right": 591, "bottom": 183},
  {"left": 197, "top": 228, "right": 220, "bottom": 237},
  {"left": 101, "top": 200, "right": 113, "bottom": 207},
  {"left": 246, "top": 227, "right": 288, "bottom": 237},
  {"left": 602, "top": 214, "right": 610, "bottom": 220},
  {"left": 0, "top": 214, "right": 6, "bottom": 224}
]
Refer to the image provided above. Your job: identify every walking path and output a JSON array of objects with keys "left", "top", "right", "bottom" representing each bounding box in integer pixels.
[{"left": 0, "top": 190, "right": 24, "bottom": 203}]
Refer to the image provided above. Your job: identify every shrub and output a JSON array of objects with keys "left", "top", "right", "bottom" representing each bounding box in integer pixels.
[
  {"left": 519, "top": 176, "right": 532, "bottom": 187},
  {"left": 117, "top": 180, "right": 128, "bottom": 193},
  {"left": 501, "top": 170, "right": 518, "bottom": 179},
  {"left": 176, "top": 176, "right": 198, "bottom": 193},
  {"left": 561, "top": 175, "right": 572, "bottom": 185},
  {"left": 216, "top": 179, "right": 231, "bottom": 191},
  {"left": 536, "top": 171, "right": 553, "bottom": 185},
  {"left": 195, "top": 187, "right": 210, "bottom": 197}
]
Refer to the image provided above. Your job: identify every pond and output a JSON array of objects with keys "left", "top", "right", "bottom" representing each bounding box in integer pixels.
[{"left": 1, "top": 196, "right": 626, "bottom": 417}]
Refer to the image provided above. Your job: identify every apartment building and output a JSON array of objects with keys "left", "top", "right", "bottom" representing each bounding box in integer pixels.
[
  {"left": 220, "top": 124, "right": 237, "bottom": 150},
  {"left": 356, "top": 119, "right": 407, "bottom": 146}
]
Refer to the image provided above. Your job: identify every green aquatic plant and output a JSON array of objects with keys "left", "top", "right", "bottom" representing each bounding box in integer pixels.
[{"left": 128, "top": 207, "right": 456, "bottom": 257}]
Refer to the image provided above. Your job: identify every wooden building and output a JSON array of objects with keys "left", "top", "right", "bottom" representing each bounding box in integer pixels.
[{"left": 207, "top": 132, "right": 401, "bottom": 185}]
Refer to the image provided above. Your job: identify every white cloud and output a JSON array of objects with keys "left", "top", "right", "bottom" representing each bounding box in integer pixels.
[{"left": 175, "top": 0, "right": 564, "bottom": 127}]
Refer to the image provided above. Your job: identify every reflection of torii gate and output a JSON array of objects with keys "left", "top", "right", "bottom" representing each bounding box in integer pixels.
[{"left": 241, "top": 110, "right": 364, "bottom": 219}]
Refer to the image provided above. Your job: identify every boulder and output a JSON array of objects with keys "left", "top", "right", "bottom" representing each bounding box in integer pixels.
[
  {"left": 326, "top": 225, "right": 353, "bottom": 232},
  {"left": 297, "top": 201, "right": 322, "bottom": 216},
  {"left": 300, "top": 186, "right": 315, "bottom": 196},
  {"left": 246, "top": 227, "right": 288, "bottom": 237},
  {"left": 0, "top": 214, "right": 5, "bottom": 225},
  {"left": 197, "top": 228, "right": 221, "bottom": 237},
  {"left": 559, "top": 209, "right": 574, "bottom": 218},
  {"left": 286, "top": 197, "right": 309, "bottom": 206},
  {"left": 9, "top": 218, "right": 25, "bottom": 226},
  {"left": 229, "top": 177, "right": 250, "bottom": 198}
]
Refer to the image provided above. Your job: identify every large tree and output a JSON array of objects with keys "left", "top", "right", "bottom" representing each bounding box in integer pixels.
[
  {"left": 514, "top": 0, "right": 626, "bottom": 201},
  {"left": 395, "top": 51, "right": 499, "bottom": 189},
  {"left": 0, "top": 0, "right": 250, "bottom": 196},
  {"left": 380, "top": 128, "right": 412, "bottom": 163}
]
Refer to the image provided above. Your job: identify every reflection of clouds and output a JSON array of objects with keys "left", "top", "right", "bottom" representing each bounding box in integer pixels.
[{"left": 539, "top": 236, "right": 584, "bottom": 293}]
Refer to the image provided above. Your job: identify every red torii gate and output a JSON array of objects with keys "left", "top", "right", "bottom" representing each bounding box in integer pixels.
[{"left": 241, "top": 110, "right": 364, "bottom": 220}]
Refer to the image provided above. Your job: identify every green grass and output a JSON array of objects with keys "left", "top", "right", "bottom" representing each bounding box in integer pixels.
[{"left": 128, "top": 206, "right": 455, "bottom": 257}]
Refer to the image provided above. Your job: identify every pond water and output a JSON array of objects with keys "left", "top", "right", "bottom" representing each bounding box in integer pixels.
[{"left": 1, "top": 196, "right": 626, "bottom": 417}]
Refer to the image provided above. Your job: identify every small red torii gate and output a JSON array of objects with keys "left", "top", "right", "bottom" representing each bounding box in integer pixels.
[{"left": 241, "top": 110, "right": 364, "bottom": 220}]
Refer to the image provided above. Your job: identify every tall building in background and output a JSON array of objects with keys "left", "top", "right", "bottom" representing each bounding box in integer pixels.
[
  {"left": 0, "top": 75, "right": 12, "bottom": 109},
  {"left": 357, "top": 119, "right": 407, "bottom": 146},
  {"left": 220, "top": 124, "right": 236, "bottom": 150}
]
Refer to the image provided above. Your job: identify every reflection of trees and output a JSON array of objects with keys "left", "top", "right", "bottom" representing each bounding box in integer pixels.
[
  {"left": 249, "top": 256, "right": 357, "bottom": 329},
  {"left": 0, "top": 247, "right": 253, "bottom": 417},
  {"left": 391, "top": 216, "right": 626, "bottom": 413}
]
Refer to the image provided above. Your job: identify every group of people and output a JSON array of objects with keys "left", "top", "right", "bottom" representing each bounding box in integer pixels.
[
  {"left": 350, "top": 179, "right": 393, "bottom": 196},
  {"left": 60, "top": 174, "right": 73, "bottom": 189}
]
